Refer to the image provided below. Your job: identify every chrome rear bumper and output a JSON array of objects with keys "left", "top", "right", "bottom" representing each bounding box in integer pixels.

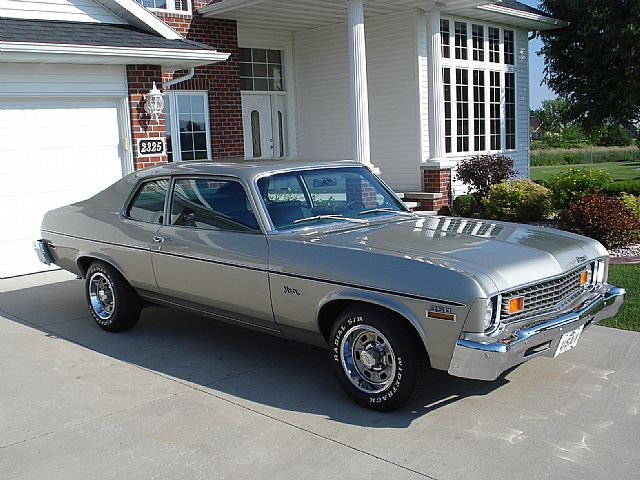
[
  {"left": 448, "top": 284, "right": 625, "bottom": 381},
  {"left": 33, "top": 239, "right": 54, "bottom": 265}
]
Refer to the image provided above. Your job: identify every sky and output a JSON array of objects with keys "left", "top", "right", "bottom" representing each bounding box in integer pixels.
[{"left": 519, "top": 0, "right": 556, "bottom": 109}]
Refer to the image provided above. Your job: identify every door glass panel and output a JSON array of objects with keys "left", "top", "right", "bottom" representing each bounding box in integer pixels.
[
  {"left": 171, "top": 178, "right": 260, "bottom": 232},
  {"left": 126, "top": 180, "right": 169, "bottom": 224},
  {"left": 278, "top": 111, "right": 285, "bottom": 158},
  {"left": 251, "top": 110, "right": 262, "bottom": 157}
]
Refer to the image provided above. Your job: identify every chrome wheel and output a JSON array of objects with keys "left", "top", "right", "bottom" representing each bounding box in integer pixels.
[
  {"left": 339, "top": 324, "right": 397, "bottom": 394},
  {"left": 89, "top": 272, "right": 116, "bottom": 321}
]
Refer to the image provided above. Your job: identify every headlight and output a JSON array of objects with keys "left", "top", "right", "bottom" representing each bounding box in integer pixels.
[
  {"left": 593, "top": 260, "right": 606, "bottom": 284},
  {"left": 484, "top": 296, "right": 499, "bottom": 332}
]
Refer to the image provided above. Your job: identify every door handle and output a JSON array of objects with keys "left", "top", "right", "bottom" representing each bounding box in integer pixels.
[{"left": 153, "top": 236, "right": 165, "bottom": 243}]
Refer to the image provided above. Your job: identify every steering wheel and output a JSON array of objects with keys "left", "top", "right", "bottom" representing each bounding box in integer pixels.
[{"left": 343, "top": 201, "right": 366, "bottom": 212}]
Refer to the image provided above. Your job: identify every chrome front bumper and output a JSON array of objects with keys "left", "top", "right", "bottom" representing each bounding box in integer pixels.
[{"left": 448, "top": 284, "right": 626, "bottom": 381}]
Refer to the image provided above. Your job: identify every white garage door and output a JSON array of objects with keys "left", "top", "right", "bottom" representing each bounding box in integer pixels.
[{"left": 0, "top": 98, "right": 127, "bottom": 278}]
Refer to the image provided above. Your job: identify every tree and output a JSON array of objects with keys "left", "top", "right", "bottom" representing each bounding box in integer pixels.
[{"left": 539, "top": 1, "right": 640, "bottom": 130}]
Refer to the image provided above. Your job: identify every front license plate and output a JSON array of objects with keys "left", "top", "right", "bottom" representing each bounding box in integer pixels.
[{"left": 554, "top": 325, "right": 584, "bottom": 357}]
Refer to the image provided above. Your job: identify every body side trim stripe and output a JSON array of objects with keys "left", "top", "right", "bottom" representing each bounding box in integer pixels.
[{"left": 44, "top": 230, "right": 464, "bottom": 307}]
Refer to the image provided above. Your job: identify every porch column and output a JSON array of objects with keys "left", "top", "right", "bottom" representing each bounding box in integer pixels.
[
  {"left": 426, "top": 9, "right": 446, "bottom": 163},
  {"left": 347, "top": 0, "right": 372, "bottom": 167}
]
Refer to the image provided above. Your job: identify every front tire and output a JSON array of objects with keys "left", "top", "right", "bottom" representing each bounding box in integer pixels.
[
  {"left": 85, "top": 261, "right": 142, "bottom": 332},
  {"left": 330, "top": 306, "right": 427, "bottom": 412}
]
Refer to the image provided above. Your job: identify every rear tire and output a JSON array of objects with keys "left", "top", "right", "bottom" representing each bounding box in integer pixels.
[
  {"left": 85, "top": 261, "right": 142, "bottom": 332},
  {"left": 329, "top": 305, "right": 427, "bottom": 412}
]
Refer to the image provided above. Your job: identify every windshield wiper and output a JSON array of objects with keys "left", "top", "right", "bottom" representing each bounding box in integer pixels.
[
  {"left": 292, "top": 214, "right": 369, "bottom": 225},
  {"left": 358, "top": 208, "right": 411, "bottom": 216}
]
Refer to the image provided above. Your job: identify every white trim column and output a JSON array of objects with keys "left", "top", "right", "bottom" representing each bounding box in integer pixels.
[
  {"left": 425, "top": 9, "right": 447, "bottom": 165},
  {"left": 347, "top": 0, "right": 372, "bottom": 167}
]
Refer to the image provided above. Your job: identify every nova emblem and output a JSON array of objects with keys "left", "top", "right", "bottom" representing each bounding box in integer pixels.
[
  {"left": 283, "top": 285, "right": 300, "bottom": 296},
  {"left": 576, "top": 255, "right": 587, "bottom": 264}
]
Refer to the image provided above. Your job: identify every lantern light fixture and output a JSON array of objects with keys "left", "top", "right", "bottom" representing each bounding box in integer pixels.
[{"left": 144, "top": 82, "right": 164, "bottom": 123}]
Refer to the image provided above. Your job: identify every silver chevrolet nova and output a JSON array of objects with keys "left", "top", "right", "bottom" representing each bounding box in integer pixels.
[{"left": 35, "top": 160, "right": 625, "bottom": 411}]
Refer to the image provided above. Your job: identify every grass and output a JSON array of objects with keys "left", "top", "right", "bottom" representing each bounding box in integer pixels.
[
  {"left": 531, "top": 161, "right": 640, "bottom": 183},
  {"left": 599, "top": 264, "right": 640, "bottom": 332},
  {"left": 530, "top": 146, "right": 640, "bottom": 166}
]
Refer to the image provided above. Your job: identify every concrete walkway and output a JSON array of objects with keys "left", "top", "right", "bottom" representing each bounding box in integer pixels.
[{"left": 1, "top": 271, "right": 639, "bottom": 480}]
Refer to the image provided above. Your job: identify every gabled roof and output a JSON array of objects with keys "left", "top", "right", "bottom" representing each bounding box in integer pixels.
[{"left": 0, "top": 18, "right": 230, "bottom": 69}]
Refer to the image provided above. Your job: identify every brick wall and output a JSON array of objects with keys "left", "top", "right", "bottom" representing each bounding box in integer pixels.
[
  {"left": 422, "top": 168, "right": 452, "bottom": 214},
  {"left": 127, "top": 65, "right": 168, "bottom": 170},
  {"left": 156, "top": 9, "right": 244, "bottom": 159}
]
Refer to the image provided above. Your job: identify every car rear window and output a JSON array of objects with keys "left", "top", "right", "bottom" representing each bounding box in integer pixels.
[{"left": 126, "top": 179, "right": 169, "bottom": 224}]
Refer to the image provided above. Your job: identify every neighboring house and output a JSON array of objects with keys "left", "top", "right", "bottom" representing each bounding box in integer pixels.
[{"left": 0, "top": 0, "right": 565, "bottom": 278}]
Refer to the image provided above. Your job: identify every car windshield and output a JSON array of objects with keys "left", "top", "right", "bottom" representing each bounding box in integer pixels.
[{"left": 257, "top": 166, "right": 408, "bottom": 230}]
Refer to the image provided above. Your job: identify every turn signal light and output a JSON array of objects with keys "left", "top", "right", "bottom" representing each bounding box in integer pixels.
[
  {"left": 580, "top": 271, "right": 589, "bottom": 285},
  {"left": 508, "top": 296, "right": 525, "bottom": 314}
]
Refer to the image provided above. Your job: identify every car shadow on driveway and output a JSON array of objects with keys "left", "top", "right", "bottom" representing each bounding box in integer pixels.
[{"left": 0, "top": 278, "right": 508, "bottom": 427}]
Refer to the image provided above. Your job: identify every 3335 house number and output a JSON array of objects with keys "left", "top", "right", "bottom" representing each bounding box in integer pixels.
[{"left": 138, "top": 138, "right": 165, "bottom": 156}]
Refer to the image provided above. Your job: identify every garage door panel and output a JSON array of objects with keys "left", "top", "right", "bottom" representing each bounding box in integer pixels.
[{"left": 0, "top": 98, "right": 127, "bottom": 278}]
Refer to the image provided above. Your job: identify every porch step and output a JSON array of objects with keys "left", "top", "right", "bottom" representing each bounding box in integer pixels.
[
  {"left": 403, "top": 201, "right": 420, "bottom": 209},
  {"left": 401, "top": 191, "right": 443, "bottom": 201}
]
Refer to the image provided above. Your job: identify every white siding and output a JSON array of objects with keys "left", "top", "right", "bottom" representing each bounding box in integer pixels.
[
  {"left": 0, "top": 0, "right": 126, "bottom": 24},
  {"left": 293, "top": 10, "right": 422, "bottom": 191},
  {"left": 0, "top": 64, "right": 128, "bottom": 97},
  {"left": 515, "top": 29, "right": 530, "bottom": 178}
]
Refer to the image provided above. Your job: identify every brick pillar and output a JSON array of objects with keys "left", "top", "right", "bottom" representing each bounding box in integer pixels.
[
  {"left": 127, "top": 65, "right": 168, "bottom": 170},
  {"left": 345, "top": 176, "right": 378, "bottom": 208},
  {"left": 422, "top": 167, "right": 452, "bottom": 214}
]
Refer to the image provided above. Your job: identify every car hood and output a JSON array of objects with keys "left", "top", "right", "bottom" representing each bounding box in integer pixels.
[{"left": 297, "top": 215, "right": 607, "bottom": 293}]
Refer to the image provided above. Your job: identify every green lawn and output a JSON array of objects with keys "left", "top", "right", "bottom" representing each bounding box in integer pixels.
[
  {"left": 599, "top": 264, "right": 640, "bottom": 332},
  {"left": 531, "top": 161, "right": 640, "bottom": 183}
]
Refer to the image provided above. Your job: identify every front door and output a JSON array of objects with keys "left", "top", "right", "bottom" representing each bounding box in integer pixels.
[{"left": 242, "top": 94, "right": 273, "bottom": 159}]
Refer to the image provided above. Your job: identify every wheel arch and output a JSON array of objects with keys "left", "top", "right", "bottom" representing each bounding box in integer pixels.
[
  {"left": 316, "top": 292, "right": 429, "bottom": 357},
  {"left": 76, "top": 253, "right": 126, "bottom": 279}
]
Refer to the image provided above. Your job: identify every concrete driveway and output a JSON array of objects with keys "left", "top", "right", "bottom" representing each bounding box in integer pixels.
[{"left": 1, "top": 271, "right": 639, "bottom": 480}]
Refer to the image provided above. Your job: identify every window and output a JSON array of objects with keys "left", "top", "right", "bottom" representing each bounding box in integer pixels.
[
  {"left": 454, "top": 22, "right": 468, "bottom": 60},
  {"left": 489, "top": 71, "right": 501, "bottom": 150},
  {"left": 472, "top": 24, "right": 484, "bottom": 62},
  {"left": 473, "top": 70, "right": 486, "bottom": 151},
  {"left": 443, "top": 67, "right": 452, "bottom": 153},
  {"left": 488, "top": 27, "right": 500, "bottom": 63},
  {"left": 440, "top": 19, "right": 517, "bottom": 154},
  {"left": 127, "top": 180, "right": 169, "bottom": 224},
  {"left": 165, "top": 92, "right": 211, "bottom": 162},
  {"left": 503, "top": 30, "right": 515, "bottom": 65},
  {"left": 250, "top": 110, "right": 261, "bottom": 157},
  {"left": 440, "top": 19, "right": 450, "bottom": 58},
  {"left": 505, "top": 72, "right": 516, "bottom": 149},
  {"left": 456, "top": 68, "right": 469, "bottom": 152},
  {"left": 239, "top": 48, "right": 284, "bottom": 91},
  {"left": 171, "top": 178, "right": 260, "bottom": 232},
  {"left": 135, "top": 0, "right": 190, "bottom": 14}
]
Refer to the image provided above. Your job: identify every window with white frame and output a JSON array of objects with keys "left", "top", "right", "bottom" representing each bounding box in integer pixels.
[
  {"left": 165, "top": 92, "right": 211, "bottom": 162},
  {"left": 440, "top": 18, "right": 517, "bottom": 155},
  {"left": 239, "top": 48, "right": 284, "bottom": 92},
  {"left": 135, "top": 0, "right": 190, "bottom": 14}
]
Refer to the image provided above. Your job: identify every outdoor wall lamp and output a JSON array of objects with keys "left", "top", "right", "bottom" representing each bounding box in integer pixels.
[{"left": 144, "top": 82, "right": 164, "bottom": 122}]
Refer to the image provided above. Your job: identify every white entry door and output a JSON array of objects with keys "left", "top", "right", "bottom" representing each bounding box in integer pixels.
[
  {"left": 0, "top": 98, "right": 126, "bottom": 278},
  {"left": 242, "top": 94, "right": 288, "bottom": 159}
]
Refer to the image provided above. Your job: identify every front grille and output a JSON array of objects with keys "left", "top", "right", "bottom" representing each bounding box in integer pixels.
[{"left": 500, "top": 266, "right": 590, "bottom": 324}]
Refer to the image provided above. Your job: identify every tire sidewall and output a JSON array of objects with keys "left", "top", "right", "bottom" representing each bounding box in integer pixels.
[
  {"left": 86, "top": 263, "right": 119, "bottom": 327},
  {"left": 330, "top": 308, "right": 422, "bottom": 411}
]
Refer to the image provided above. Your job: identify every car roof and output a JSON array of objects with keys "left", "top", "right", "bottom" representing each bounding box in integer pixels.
[{"left": 132, "top": 159, "right": 365, "bottom": 183}]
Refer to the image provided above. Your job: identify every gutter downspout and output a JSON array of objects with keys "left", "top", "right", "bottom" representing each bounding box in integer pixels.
[{"left": 162, "top": 67, "right": 195, "bottom": 89}]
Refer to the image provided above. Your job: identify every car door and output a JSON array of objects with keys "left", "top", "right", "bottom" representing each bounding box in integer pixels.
[{"left": 150, "top": 176, "right": 276, "bottom": 330}]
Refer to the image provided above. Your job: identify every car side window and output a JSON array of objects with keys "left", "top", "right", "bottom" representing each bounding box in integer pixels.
[
  {"left": 170, "top": 178, "right": 260, "bottom": 233},
  {"left": 126, "top": 179, "right": 169, "bottom": 224}
]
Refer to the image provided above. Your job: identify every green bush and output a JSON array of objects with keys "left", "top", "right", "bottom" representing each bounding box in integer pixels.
[
  {"left": 546, "top": 168, "right": 611, "bottom": 210},
  {"left": 557, "top": 193, "right": 639, "bottom": 249},
  {"left": 483, "top": 179, "right": 552, "bottom": 222},
  {"left": 592, "top": 124, "right": 633, "bottom": 147},
  {"left": 530, "top": 146, "right": 640, "bottom": 166},
  {"left": 620, "top": 193, "right": 640, "bottom": 224},
  {"left": 453, "top": 194, "right": 478, "bottom": 217},
  {"left": 602, "top": 180, "right": 640, "bottom": 196},
  {"left": 455, "top": 154, "right": 516, "bottom": 202}
]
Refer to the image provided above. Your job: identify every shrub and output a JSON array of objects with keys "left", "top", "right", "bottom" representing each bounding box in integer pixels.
[
  {"left": 453, "top": 194, "right": 478, "bottom": 217},
  {"left": 483, "top": 179, "right": 552, "bottom": 223},
  {"left": 455, "top": 154, "right": 516, "bottom": 202},
  {"left": 546, "top": 168, "right": 611, "bottom": 210},
  {"left": 620, "top": 193, "right": 640, "bottom": 224},
  {"left": 602, "top": 180, "right": 640, "bottom": 196},
  {"left": 592, "top": 124, "right": 633, "bottom": 147},
  {"left": 557, "top": 193, "right": 639, "bottom": 249},
  {"left": 530, "top": 146, "right": 640, "bottom": 166}
]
